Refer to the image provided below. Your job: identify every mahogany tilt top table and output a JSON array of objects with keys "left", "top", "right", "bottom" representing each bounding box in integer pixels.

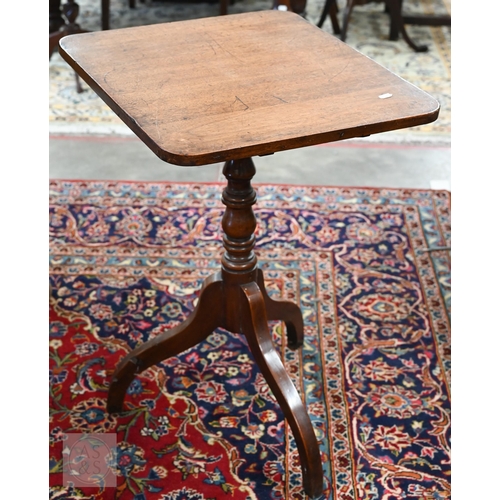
[{"left": 59, "top": 11, "right": 439, "bottom": 498}]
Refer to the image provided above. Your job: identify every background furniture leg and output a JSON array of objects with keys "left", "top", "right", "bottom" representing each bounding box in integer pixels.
[
  {"left": 101, "top": 0, "right": 110, "bottom": 29},
  {"left": 49, "top": 0, "right": 65, "bottom": 32},
  {"left": 317, "top": 0, "right": 341, "bottom": 34},
  {"left": 385, "top": 0, "right": 428, "bottom": 51},
  {"left": 340, "top": 0, "right": 356, "bottom": 41},
  {"left": 49, "top": 0, "right": 89, "bottom": 92},
  {"left": 388, "top": 0, "right": 399, "bottom": 40}
]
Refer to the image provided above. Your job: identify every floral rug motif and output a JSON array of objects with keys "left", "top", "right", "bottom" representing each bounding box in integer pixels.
[
  {"left": 49, "top": 181, "right": 451, "bottom": 499},
  {"left": 49, "top": 0, "right": 451, "bottom": 144}
]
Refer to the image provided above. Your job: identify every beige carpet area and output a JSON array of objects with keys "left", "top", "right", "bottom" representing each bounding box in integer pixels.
[{"left": 49, "top": 0, "right": 451, "bottom": 144}]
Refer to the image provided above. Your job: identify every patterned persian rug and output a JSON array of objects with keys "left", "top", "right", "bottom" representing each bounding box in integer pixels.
[
  {"left": 49, "top": 0, "right": 451, "bottom": 144},
  {"left": 49, "top": 180, "right": 451, "bottom": 500}
]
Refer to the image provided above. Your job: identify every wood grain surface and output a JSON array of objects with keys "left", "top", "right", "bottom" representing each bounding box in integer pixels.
[{"left": 59, "top": 10, "right": 439, "bottom": 166}]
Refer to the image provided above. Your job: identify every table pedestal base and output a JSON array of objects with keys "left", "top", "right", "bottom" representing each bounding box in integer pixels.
[{"left": 107, "top": 157, "right": 324, "bottom": 499}]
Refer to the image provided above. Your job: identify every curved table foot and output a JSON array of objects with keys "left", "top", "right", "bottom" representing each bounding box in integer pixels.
[
  {"left": 257, "top": 269, "right": 304, "bottom": 350},
  {"left": 107, "top": 274, "right": 224, "bottom": 413},
  {"left": 240, "top": 282, "right": 323, "bottom": 499}
]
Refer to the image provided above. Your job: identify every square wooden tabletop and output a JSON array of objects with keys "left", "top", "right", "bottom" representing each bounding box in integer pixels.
[{"left": 59, "top": 10, "right": 439, "bottom": 166}]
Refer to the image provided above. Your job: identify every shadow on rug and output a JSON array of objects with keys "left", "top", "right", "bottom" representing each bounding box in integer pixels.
[{"left": 49, "top": 181, "right": 451, "bottom": 500}]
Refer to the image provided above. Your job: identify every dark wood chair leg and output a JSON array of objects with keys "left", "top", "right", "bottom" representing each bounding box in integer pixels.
[
  {"left": 49, "top": 0, "right": 85, "bottom": 59},
  {"left": 329, "top": 0, "right": 341, "bottom": 34},
  {"left": 256, "top": 269, "right": 304, "bottom": 349},
  {"left": 402, "top": 13, "right": 451, "bottom": 26},
  {"left": 50, "top": 0, "right": 66, "bottom": 33},
  {"left": 385, "top": 0, "right": 428, "bottom": 52},
  {"left": 49, "top": 0, "right": 89, "bottom": 92},
  {"left": 74, "top": 69, "right": 84, "bottom": 92},
  {"left": 220, "top": 0, "right": 228, "bottom": 15},
  {"left": 340, "top": 0, "right": 356, "bottom": 42},
  {"left": 317, "top": 0, "right": 341, "bottom": 34},
  {"left": 107, "top": 274, "right": 225, "bottom": 413},
  {"left": 49, "top": 30, "right": 65, "bottom": 59},
  {"left": 317, "top": 0, "right": 333, "bottom": 28},
  {"left": 240, "top": 282, "right": 323, "bottom": 499},
  {"left": 101, "top": 0, "right": 110, "bottom": 30},
  {"left": 387, "top": 0, "right": 399, "bottom": 40}
]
